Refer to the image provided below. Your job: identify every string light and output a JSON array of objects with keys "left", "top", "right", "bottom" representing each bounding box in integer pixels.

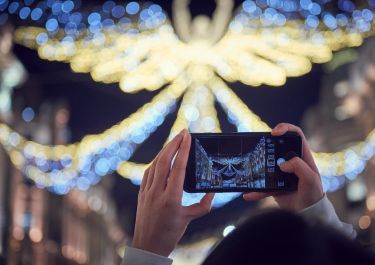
[
  {"left": 0, "top": 77, "right": 186, "bottom": 194},
  {"left": 0, "top": 0, "right": 375, "bottom": 207}
]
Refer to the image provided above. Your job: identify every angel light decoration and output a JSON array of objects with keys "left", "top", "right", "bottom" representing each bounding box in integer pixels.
[{"left": 1, "top": 0, "right": 375, "bottom": 206}]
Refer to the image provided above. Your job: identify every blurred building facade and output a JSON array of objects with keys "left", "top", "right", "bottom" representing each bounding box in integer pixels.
[
  {"left": 0, "top": 85, "right": 125, "bottom": 265},
  {"left": 0, "top": 22, "right": 126, "bottom": 265},
  {"left": 303, "top": 37, "right": 375, "bottom": 247}
]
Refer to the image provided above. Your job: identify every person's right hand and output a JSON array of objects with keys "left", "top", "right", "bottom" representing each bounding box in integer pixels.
[
  {"left": 243, "top": 123, "right": 324, "bottom": 212},
  {"left": 132, "top": 130, "right": 214, "bottom": 257}
]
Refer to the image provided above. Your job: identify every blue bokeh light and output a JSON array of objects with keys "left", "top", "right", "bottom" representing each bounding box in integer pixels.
[
  {"left": 305, "top": 14, "right": 319, "bottom": 28},
  {"left": 336, "top": 13, "right": 348, "bottom": 26},
  {"left": 69, "top": 12, "right": 82, "bottom": 24},
  {"left": 243, "top": 0, "right": 257, "bottom": 13},
  {"left": 300, "top": 0, "right": 312, "bottom": 10},
  {"left": 22, "top": 107, "right": 35, "bottom": 122},
  {"left": 88, "top": 12, "right": 101, "bottom": 25},
  {"left": 46, "top": 18, "right": 59, "bottom": 32},
  {"left": 64, "top": 21, "right": 77, "bottom": 34},
  {"left": 19, "top": 7, "right": 31, "bottom": 20},
  {"left": 103, "top": 1, "right": 115, "bottom": 13},
  {"left": 112, "top": 5, "right": 125, "bottom": 18},
  {"left": 62, "top": 0, "right": 74, "bottom": 13},
  {"left": 52, "top": 2, "right": 62, "bottom": 15},
  {"left": 102, "top": 18, "right": 115, "bottom": 27},
  {"left": 339, "top": 0, "right": 355, "bottom": 12},
  {"left": 309, "top": 3, "right": 321, "bottom": 16},
  {"left": 31, "top": 7, "right": 43, "bottom": 21},
  {"left": 323, "top": 13, "right": 337, "bottom": 29},
  {"left": 8, "top": 2, "right": 19, "bottom": 14},
  {"left": 95, "top": 158, "right": 110, "bottom": 176},
  {"left": 52, "top": 184, "right": 70, "bottom": 195},
  {"left": 36, "top": 32, "right": 49, "bottom": 45},
  {"left": 283, "top": 0, "right": 298, "bottom": 12},
  {"left": 126, "top": 1, "right": 140, "bottom": 15},
  {"left": 77, "top": 176, "right": 90, "bottom": 190},
  {"left": 362, "top": 9, "right": 374, "bottom": 21}
]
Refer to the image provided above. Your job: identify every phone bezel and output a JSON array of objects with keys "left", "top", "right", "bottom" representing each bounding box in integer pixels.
[{"left": 184, "top": 132, "right": 302, "bottom": 193}]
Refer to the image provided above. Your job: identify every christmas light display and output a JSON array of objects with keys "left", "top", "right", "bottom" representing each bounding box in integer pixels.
[{"left": 1, "top": 0, "right": 375, "bottom": 207}]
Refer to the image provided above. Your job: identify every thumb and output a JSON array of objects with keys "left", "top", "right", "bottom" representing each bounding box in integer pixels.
[
  {"left": 184, "top": 193, "right": 215, "bottom": 220},
  {"left": 279, "top": 157, "right": 316, "bottom": 181}
]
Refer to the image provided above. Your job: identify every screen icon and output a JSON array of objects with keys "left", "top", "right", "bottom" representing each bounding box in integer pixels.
[
  {"left": 267, "top": 158, "right": 275, "bottom": 167},
  {"left": 277, "top": 180, "right": 285, "bottom": 187}
]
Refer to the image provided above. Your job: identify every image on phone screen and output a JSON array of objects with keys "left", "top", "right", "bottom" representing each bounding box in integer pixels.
[
  {"left": 184, "top": 133, "right": 301, "bottom": 193},
  {"left": 195, "top": 136, "right": 266, "bottom": 189}
]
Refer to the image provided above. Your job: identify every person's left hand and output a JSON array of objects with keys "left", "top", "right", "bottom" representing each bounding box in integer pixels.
[
  {"left": 243, "top": 123, "right": 323, "bottom": 211},
  {"left": 132, "top": 130, "right": 215, "bottom": 257}
]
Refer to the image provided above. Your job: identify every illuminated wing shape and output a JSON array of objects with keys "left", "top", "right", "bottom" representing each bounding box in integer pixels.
[
  {"left": 15, "top": 1, "right": 373, "bottom": 90},
  {"left": 2, "top": 0, "right": 375, "bottom": 207},
  {"left": 14, "top": 2, "right": 185, "bottom": 94},
  {"left": 213, "top": 0, "right": 373, "bottom": 87}
]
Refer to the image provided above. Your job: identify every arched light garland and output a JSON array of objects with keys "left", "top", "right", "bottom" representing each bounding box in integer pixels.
[{"left": 0, "top": 0, "right": 375, "bottom": 207}]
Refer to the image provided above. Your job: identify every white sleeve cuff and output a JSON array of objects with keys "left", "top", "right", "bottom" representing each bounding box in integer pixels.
[
  {"left": 122, "top": 246, "right": 173, "bottom": 265},
  {"left": 299, "top": 194, "right": 357, "bottom": 239}
]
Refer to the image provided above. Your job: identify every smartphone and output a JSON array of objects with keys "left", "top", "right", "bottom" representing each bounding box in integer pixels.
[{"left": 184, "top": 132, "right": 302, "bottom": 193}]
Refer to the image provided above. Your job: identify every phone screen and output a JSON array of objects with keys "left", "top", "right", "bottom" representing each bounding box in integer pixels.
[{"left": 184, "top": 132, "right": 302, "bottom": 193}]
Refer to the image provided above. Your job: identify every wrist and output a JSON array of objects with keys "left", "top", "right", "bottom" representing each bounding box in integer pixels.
[
  {"left": 124, "top": 246, "right": 173, "bottom": 265},
  {"left": 296, "top": 192, "right": 324, "bottom": 211},
  {"left": 301, "top": 188, "right": 324, "bottom": 210},
  {"left": 132, "top": 238, "right": 171, "bottom": 258}
]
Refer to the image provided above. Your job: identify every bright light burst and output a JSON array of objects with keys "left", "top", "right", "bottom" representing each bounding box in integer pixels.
[{"left": 1, "top": 0, "right": 375, "bottom": 207}]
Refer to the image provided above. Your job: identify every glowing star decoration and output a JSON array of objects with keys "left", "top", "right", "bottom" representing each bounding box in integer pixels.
[{"left": 1, "top": 0, "right": 375, "bottom": 207}]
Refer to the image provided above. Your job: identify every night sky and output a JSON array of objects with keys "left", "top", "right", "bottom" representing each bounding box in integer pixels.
[{"left": 10, "top": 0, "right": 325, "bottom": 239}]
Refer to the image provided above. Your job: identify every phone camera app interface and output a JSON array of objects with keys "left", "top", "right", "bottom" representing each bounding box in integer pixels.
[{"left": 195, "top": 136, "right": 268, "bottom": 190}]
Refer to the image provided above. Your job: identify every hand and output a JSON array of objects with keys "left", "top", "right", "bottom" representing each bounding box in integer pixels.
[
  {"left": 132, "top": 130, "right": 214, "bottom": 257},
  {"left": 243, "top": 123, "right": 324, "bottom": 211}
]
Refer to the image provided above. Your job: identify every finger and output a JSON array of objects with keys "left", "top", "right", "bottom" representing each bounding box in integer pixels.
[
  {"left": 271, "top": 123, "right": 303, "bottom": 137},
  {"left": 184, "top": 193, "right": 214, "bottom": 220},
  {"left": 144, "top": 133, "right": 182, "bottom": 191},
  {"left": 271, "top": 123, "right": 319, "bottom": 174},
  {"left": 243, "top": 192, "right": 277, "bottom": 201},
  {"left": 145, "top": 157, "right": 158, "bottom": 191},
  {"left": 279, "top": 157, "right": 318, "bottom": 183},
  {"left": 151, "top": 130, "right": 186, "bottom": 192},
  {"left": 280, "top": 157, "right": 324, "bottom": 203},
  {"left": 167, "top": 131, "right": 191, "bottom": 197},
  {"left": 140, "top": 167, "right": 150, "bottom": 192},
  {"left": 146, "top": 130, "right": 184, "bottom": 191}
]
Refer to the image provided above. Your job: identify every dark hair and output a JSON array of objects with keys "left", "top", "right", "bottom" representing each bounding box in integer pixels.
[{"left": 203, "top": 209, "right": 375, "bottom": 265}]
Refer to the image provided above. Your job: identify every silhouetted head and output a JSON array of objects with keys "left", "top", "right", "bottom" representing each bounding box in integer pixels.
[{"left": 203, "top": 209, "right": 375, "bottom": 265}]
